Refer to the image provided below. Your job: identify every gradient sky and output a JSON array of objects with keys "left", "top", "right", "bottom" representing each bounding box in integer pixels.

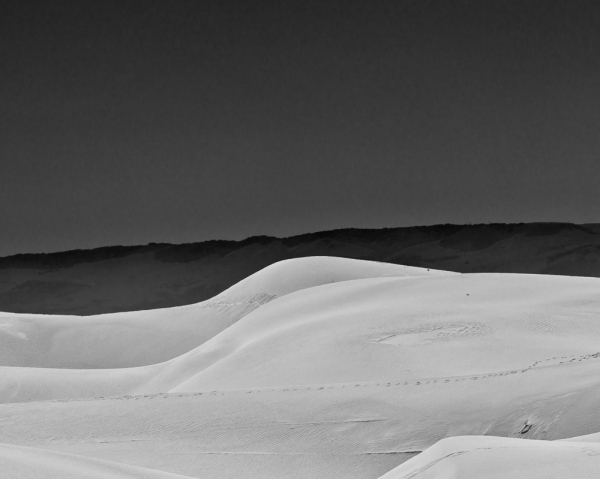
[{"left": 1, "top": 0, "right": 600, "bottom": 256}]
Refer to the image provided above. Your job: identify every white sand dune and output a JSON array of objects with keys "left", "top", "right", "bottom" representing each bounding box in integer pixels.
[
  {"left": 1, "top": 257, "right": 600, "bottom": 477},
  {"left": 378, "top": 435, "right": 600, "bottom": 479},
  {"left": 0, "top": 257, "right": 440, "bottom": 369},
  {"left": 166, "top": 272, "right": 600, "bottom": 392},
  {"left": 1, "top": 357, "right": 599, "bottom": 477},
  {"left": 4, "top": 269, "right": 600, "bottom": 403}
]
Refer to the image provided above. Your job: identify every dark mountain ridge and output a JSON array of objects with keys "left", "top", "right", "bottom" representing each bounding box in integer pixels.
[{"left": 1, "top": 222, "right": 599, "bottom": 315}]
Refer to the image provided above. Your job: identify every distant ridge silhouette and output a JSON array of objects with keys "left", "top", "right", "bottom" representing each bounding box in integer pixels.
[{"left": 1, "top": 222, "right": 599, "bottom": 315}]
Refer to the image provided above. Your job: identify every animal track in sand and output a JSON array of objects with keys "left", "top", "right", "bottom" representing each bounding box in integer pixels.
[{"left": 527, "top": 351, "right": 600, "bottom": 369}]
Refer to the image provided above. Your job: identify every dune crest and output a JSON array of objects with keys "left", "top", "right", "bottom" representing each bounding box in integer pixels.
[
  {"left": 0, "top": 257, "right": 442, "bottom": 370},
  {"left": 377, "top": 436, "right": 600, "bottom": 479},
  {"left": 1, "top": 256, "right": 600, "bottom": 477}
]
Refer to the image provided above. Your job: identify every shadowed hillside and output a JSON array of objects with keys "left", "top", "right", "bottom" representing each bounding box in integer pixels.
[{"left": 1, "top": 222, "right": 599, "bottom": 315}]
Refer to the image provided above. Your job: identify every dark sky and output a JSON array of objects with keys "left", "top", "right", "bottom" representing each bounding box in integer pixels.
[{"left": 2, "top": 0, "right": 600, "bottom": 256}]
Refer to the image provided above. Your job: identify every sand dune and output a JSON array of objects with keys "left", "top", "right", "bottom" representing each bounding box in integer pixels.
[
  {"left": 1, "top": 358, "right": 600, "bottom": 477},
  {"left": 0, "top": 257, "right": 438, "bottom": 369},
  {"left": 166, "top": 273, "right": 600, "bottom": 392},
  {"left": 378, "top": 436, "right": 600, "bottom": 478},
  {"left": 1, "top": 256, "right": 600, "bottom": 477},
  {"left": 4, "top": 268, "right": 600, "bottom": 403},
  {"left": 0, "top": 258, "right": 450, "bottom": 403}
]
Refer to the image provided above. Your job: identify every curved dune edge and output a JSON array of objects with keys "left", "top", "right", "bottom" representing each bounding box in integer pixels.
[
  {"left": 2, "top": 270, "right": 600, "bottom": 403},
  {"left": 0, "top": 257, "right": 450, "bottom": 369},
  {"left": 1, "top": 363, "right": 600, "bottom": 478},
  {"left": 2, "top": 258, "right": 600, "bottom": 477},
  {"left": 166, "top": 272, "right": 600, "bottom": 392},
  {"left": 377, "top": 435, "right": 600, "bottom": 479}
]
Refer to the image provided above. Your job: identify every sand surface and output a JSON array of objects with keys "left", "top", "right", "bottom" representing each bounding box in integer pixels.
[
  {"left": 1, "top": 256, "right": 600, "bottom": 478},
  {"left": 379, "top": 436, "right": 600, "bottom": 479}
]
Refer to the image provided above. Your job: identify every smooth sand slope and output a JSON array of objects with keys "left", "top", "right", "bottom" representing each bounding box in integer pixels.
[
  {"left": 1, "top": 357, "right": 600, "bottom": 478},
  {"left": 378, "top": 436, "right": 600, "bottom": 479},
  {"left": 6, "top": 270, "right": 600, "bottom": 403},
  {"left": 167, "top": 272, "right": 600, "bottom": 392},
  {"left": 0, "top": 258, "right": 451, "bottom": 402},
  {"left": 0, "top": 257, "right": 440, "bottom": 369},
  {"left": 1, "top": 257, "right": 600, "bottom": 478}
]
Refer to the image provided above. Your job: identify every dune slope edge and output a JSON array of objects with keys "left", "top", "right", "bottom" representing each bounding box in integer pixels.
[{"left": 1, "top": 257, "right": 600, "bottom": 478}]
